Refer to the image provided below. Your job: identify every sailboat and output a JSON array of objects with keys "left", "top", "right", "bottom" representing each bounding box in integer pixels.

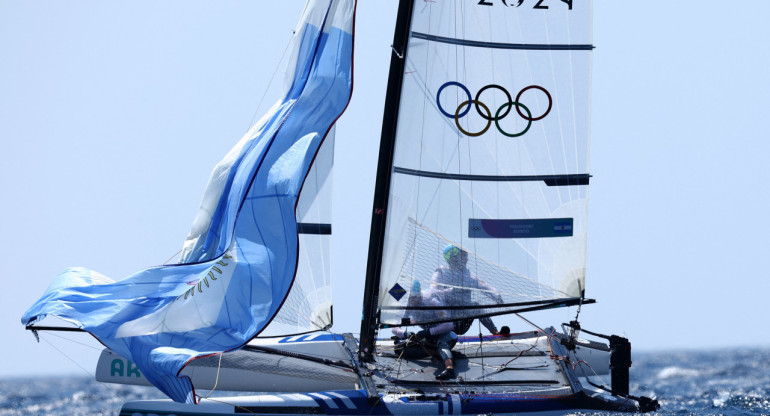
[{"left": 23, "top": 0, "right": 659, "bottom": 414}]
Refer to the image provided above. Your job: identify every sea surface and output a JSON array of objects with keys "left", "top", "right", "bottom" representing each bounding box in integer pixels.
[{"left": 1, "top": 348, "right": 768, "bottom": 415}]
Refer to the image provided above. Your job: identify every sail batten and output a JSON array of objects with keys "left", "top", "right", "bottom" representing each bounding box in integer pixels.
[
  {"left": 297, "top": 223, "right": 332, "bottom": 235},
  {"left": 394, "top": 167, "right": 589, "bottom": 185},
  {"left": 382, "top": 297, "right": 585, "bottom": 311},
  {"left": 412, "top": 31, "right": 593, "bottom": 50}
]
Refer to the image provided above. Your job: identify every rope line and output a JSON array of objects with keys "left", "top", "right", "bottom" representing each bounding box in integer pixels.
[{"left": 202, "top": 353, "right": 224, "bottom": 400}]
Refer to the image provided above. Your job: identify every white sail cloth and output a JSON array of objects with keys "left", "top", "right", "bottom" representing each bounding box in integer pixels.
[{"left": 377, "top": 1, "right": 592, "bottom": 325}]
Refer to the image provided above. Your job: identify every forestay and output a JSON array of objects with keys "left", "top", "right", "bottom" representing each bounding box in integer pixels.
[
  {"left": 22, "top": 0, "right": 355, "bottom": 403},
  {"left": 377, "top": 0, "right": 593, "bottom": 327}
]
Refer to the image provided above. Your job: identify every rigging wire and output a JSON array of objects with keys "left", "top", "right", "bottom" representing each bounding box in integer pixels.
[
  {"left": 501, "top": 332, "right": 542, "bottom": 367},
  {"left": 37, "top": 333, "right": 134, "bottom": 401},
  {"left": 514, "top": 313, "right": 557, "bottom": 341},
  {"left": 43, "top": 331, "right": 103, "bottom": 352},
  {"left": 245, "top": 30, "right": 296, "bottom": 133},
  {"left": 476, "top": 320, "right": 486, "bottom": 391},
  {"left": 40, "top": 336, "right": 95, "bottom": 378},
  {"left": 162, "top": 248, "right": 182, "bottom": 265}
]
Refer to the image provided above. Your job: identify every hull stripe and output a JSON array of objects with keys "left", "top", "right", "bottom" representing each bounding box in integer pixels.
[
  {"left": 327, "top": 392, "right": 356, "bottom": 409},
  {"left": 309, "top": 393, "right": 338, "bottom": 409}
]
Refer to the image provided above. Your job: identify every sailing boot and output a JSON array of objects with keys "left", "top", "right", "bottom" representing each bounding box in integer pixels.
[{"left": 435, "top": 368, "right": 456, "bottom": 380}]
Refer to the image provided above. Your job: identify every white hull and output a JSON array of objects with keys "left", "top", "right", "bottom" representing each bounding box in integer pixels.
[
  {"left": 114, "top": 331, "right": 642, "bottom": 415},
  {"left": 96, "top": 331, "right": 609, "bottom": 393},
  {"left": 97, "top": 333, "right": 358, "bottom": 392}
]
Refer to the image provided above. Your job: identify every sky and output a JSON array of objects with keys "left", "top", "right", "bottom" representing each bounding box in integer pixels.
[{"left": 1, "top": 1, "right": 769, "bottom": 379}]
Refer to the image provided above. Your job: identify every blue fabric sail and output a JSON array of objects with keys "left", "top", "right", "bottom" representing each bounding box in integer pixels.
[{"left": 22, "top": 0, "right": 355, "bottom": 404}]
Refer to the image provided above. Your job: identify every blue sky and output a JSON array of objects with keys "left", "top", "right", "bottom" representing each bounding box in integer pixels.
[{"left": 1, "top": 1, "right": 769, "bottom": 378}]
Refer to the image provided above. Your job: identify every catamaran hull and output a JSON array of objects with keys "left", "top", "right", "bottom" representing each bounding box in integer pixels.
[
  {"left": 111, "top": 331, "right": 646, "bottom": 414},
  {"left": 120, "top": 389, "right": 639, "bottom": 416},
  {"left": 97, "top": 332, "right": 609, "bottom": 393},
  {"left": 96, "top": 334, "right": 360, "bottom": 392}
]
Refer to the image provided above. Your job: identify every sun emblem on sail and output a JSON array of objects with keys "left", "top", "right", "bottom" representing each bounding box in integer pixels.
[
  {"left": 113, "top": 252, "right": 238, "bottom": 338},
  {"left": 180, "top": 254, "right": 234, "bottom": 300}
]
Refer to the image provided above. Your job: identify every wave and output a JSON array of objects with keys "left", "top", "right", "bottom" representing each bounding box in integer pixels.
[{"left": 656, "top": 366, "right": 701, "bottom": 379}]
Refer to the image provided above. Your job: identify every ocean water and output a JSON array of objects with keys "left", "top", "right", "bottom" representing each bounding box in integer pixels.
[
  {"left": 1, "top": 348, "right": 768, "bottom": 415},
  {"left": 629, "top": 348, "right": 770, "bottom": 415}
]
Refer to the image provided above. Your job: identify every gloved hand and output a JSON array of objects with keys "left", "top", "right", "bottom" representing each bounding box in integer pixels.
[
  {"left": 392, "top": 330, "right": 413, "bottom": 344},
  {"left": 415, "top": 329, "right": 433, "bottom": 343},
  {"left": 391, "top": 327, "right": 405, "bottom": 338}
]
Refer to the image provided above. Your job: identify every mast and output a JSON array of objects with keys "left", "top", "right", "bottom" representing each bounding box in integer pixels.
[{"left": 358, "top": 0, "right": 415, "bottom": 362}]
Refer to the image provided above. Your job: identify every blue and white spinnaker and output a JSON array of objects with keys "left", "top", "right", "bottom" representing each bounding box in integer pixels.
[{"left": 22, "top": 0, "right": 355, "bottom": 404}]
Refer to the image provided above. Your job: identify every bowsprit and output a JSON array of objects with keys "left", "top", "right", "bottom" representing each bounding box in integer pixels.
[{"left": 436, "top": 81, "right": 552, "bottom": 137}]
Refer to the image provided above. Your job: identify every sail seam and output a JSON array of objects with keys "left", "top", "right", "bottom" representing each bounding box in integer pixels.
[{"left": 411, "top": 31, "right": 594, "bottom": 50}]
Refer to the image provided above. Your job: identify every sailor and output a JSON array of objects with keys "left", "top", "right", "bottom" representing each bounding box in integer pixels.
[
  {"left": 430, "top": 245, "right": 503, "bottom": 335},
  {"left": 392, "top": 280, "right": 458, "bottom": 380}
]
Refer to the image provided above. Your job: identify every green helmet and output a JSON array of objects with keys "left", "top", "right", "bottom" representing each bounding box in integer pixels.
[{"left": 443, "top": 245, "right": 462, "bottom": 263}]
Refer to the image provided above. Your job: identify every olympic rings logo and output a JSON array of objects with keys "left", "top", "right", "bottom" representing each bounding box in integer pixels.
[{"left": 436, "top": 82, "right": 552, "bottom": 137}]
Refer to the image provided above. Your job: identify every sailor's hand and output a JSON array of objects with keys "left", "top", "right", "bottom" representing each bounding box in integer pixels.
[{"left": 416, "top": 329, "right": 433, "bottom": 343}]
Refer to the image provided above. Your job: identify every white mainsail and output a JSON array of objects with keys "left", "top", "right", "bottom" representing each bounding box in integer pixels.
[
  {"left": 263, "top": 131, "right": 336, "bottom": 336},
  {"left": 375, "top": 0, "right": 593, "bottom": 326}
]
